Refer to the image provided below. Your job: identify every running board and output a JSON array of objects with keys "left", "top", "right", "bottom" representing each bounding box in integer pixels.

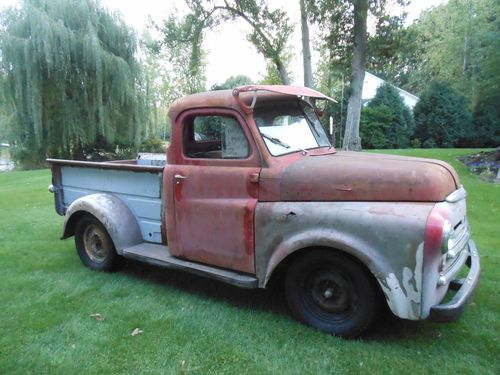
[{"left": 121, "top": 243, "right": 258, "bottom": 289}]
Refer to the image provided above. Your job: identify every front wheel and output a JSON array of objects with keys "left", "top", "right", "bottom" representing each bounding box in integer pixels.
[
  {"left": 75, "top": 215, "right": 122, "bottom": 272},
  {"left": 285, "top": 250, "right": 378, "bottom": 338}
]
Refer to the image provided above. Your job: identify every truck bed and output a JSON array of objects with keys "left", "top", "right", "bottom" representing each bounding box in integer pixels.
[{"left": 48, "top": 155, "right": 166, "bottom": 244}]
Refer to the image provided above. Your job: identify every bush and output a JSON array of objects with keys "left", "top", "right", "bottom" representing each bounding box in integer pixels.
[
  {"left": 360, "top": 106, "right": 392, "bottom": 149},
  {"left": 413, "top": 82, "right": 472, "bottom": 148},
  {"left": 140, "top": 137, "right": 166, "bottom": 153},
  {"left": 361, "top": 83, "right": 414, "bottom": 149},
  {"left": 470, "top": 96, "right": 500, "bottom": 147}
]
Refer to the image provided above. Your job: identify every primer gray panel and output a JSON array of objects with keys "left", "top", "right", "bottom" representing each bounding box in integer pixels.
[
  {"left": 254, "top": 201, "right": 434, "bottom": 320},
  {"left": 61, "top": 166, "right": 163, "bottom": 243}
]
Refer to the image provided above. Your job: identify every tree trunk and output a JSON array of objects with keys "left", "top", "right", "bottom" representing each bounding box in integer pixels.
[
  {"left": 299, "top": 0, "right": 313, "bottom": 87},
  {"left": 342, "top": 0, "right": 368, "bottom": 151},
  {"left": 276, "top": 59, "right": 291, "bottom": 85}
]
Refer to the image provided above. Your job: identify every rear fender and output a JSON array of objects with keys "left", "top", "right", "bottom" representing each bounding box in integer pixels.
[{"left": 62, "top": 193, "right": 142, "bottom": 254}]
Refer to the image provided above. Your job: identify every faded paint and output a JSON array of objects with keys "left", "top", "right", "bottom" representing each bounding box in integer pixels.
[
  {"left": 55, "top": 165, "right": 163, "bottom": 243},
  {"left": 62, "top": 193, "right": 143, "bottom": 254},
  {"left": 254, "top": 201, "right": 434, "bottom": 320},
  {"left": 421, "top": 193, "right": 471, "bottom": 318},
  {"left": 277, "top": 152, "right": 459, "bottom": 202},
  {"left": 379, "top": 244, "right": 423, "bottom": 320},
  {"left": 48, "top": 86, "right": 480, "bottom": 327},
  {"left": 164, "top": 107, "right": 260, "bottom": 274}
]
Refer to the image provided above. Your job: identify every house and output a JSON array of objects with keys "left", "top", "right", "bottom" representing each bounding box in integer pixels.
[{"left": 362, "top": 72, "right": 419, "bottom": 109}]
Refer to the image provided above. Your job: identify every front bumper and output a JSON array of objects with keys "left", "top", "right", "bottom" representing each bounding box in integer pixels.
[{"left": 428, "top": 240, "right": 480, "bottom": 322}]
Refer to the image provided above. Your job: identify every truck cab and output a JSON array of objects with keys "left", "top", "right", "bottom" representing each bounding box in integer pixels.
[{"left": 49, "top": 85, "right": 480, "bottom": 337}]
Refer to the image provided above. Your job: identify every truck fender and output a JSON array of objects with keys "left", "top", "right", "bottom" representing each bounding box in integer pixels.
[
  {"left": 261, "top": 229, "right": 423, "bottom": 321},
  {"left": 62, "top": 193, "right": 142, "bottom": 254}
]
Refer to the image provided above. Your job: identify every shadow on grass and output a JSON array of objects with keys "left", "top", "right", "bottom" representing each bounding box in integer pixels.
[
  {"left": 118, "top": 258, "right": 430, "bottom": 341},
  {"left": 121, "top": 258, "right": 289, "bottom": 316}
]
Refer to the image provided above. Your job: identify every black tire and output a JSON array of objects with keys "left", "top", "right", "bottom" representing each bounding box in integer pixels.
[
  {"left": 75, "top": 215, "right": 122, "bottom": 272},
  {"left": 285, "top": 249, "right": 378, "bottom": 338}
]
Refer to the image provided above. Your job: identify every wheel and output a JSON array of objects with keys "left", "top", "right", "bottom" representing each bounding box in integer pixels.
[
  {"left": 285, "top": 250, "right": 378, "bottom": 338},
  {"left": 75, "top": 215, "right": 122, "bottom": 272}
]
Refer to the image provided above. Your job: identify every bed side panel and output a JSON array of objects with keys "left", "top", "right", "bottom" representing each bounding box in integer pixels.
[{"left": 60, "top": 166, "right": 163, "bottom": 243}]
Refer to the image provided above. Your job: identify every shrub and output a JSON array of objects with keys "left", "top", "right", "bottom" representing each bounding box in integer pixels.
[
  {"left": 413, "top": 82, "right": 472, "bottom": 148},
  {"left": 362, "top": 83, "right": 414, "bottom": 149},
  {"left": 140, "top": 137, "right": 167, "bottom": 153},
  {"left": 360, "top": 106, "right": 392, "bottom": 149}
]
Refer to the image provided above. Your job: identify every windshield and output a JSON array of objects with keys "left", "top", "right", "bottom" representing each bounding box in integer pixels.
[{"left": 253, "top": 99, "right": 331, "bottom": 156}]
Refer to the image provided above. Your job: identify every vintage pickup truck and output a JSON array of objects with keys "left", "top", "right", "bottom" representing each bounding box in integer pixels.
[{"left": 48, "top": 85, "right": 480, "bottom": 337}]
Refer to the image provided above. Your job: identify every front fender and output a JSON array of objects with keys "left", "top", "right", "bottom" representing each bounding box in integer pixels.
[
  {"left": 255, "top": 201, "right": 433, "bottom": 320},
  {"left": 62, "top": 193, "right": 142, "bottom": 254}
]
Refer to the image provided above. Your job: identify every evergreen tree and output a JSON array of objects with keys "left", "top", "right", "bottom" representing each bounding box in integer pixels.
[
  {"left": 359, "top": 105, "right": 392, "bottom": 149},
  {"left": 0, "top": 0, "right": 142, "bottom": 166},
  {"left": 470, "top": 95, "right": 500, "bottom": 147},
  {"left": 362, "top": 83, "right": 413, "bottom": 148},
  {"left": 413, "top": 82, "right": 472, "bottom": 148}
]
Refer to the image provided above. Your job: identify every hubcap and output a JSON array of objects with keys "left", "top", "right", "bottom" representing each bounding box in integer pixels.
[
  {"left": 306, "top": 269, "right": 356, "bottom": 316},
  {"left": 83, "top": 224, "right": 109, "bottom": 263}
]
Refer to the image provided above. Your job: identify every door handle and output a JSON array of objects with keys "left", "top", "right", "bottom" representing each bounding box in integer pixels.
[{"left": 174, "top": 174, "right": 187, "bottom": 184}]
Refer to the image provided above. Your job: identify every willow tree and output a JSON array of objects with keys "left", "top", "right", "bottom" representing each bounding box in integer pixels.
[{"left": 0, "top": 0, "right": 141, "bottom": 165}]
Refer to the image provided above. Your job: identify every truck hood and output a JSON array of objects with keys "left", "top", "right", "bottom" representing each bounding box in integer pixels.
[{"left": 279, "top": 151, "right": 459, "bottom": 202}]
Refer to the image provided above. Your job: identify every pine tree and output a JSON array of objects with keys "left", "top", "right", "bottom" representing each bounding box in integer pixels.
[
  {"left": 362, "top": 83, "right": 413, "bottom": 148},
  {"left": 413, "top": 82, "right": 472, "bottom": 148}
]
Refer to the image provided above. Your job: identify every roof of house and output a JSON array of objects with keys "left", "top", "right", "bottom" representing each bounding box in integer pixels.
[{"left": 362, "top": 72, "right": 419, "bottom": 102}]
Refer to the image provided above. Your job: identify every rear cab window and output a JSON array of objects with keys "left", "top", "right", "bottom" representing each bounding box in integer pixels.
[{"left": 183, "top": 115, "right": 249, "bottom": 159}]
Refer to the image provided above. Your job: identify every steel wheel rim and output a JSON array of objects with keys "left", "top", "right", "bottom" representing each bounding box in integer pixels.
[
  {"left": 82, "top": 224, "right": 109, "bottom": 263},
  {"left": 303, "top": 267, "right": 358, "bottom": 321}
]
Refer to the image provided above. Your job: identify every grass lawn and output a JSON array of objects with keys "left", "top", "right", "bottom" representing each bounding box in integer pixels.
[{"left": 0, "top": 148, "right": 498, "bottom": 374}]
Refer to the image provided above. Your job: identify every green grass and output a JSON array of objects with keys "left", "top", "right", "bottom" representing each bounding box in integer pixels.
[{"left": 0, "top": 149, "right": 498, "bottom": 374}]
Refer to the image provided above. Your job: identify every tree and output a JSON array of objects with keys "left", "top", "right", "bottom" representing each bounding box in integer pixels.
[
  {"left": 359, "top": 106, "right": 391, "bottom": 149},
  {"left": 299, "top": 0, "right": 313, "bottom": 87},
  {"left": 365, "top": 83, "right": 413, "bottom": 148},
  {"left": 211, "top": 75, "right": 253, "bottom": 90},
  {"left": 0, "top": 0, "right": 141, "bottom": 166},
  {"left": 402, "top": 0, "right": 499, "bottom": 102},
  {"left": 342, "top": 0, "right": 369, "bottom": 151},
  {"left": 413, "top": 82, "right": 472, "bottom": 148},
  {"left": 156, "top": 1, "right": 293, "bottom": 86},
  {"left": 155, "top": 7, "right": 209, "bottom": 95},
  {"left": 137, "top": 33, "right": 176, "bottom": 141},
  {"left": 307, "top": 0, "right": 409, "bottom": 151},
  {"left": 470, "top": 94, "right": 500, "bottom": 147}
]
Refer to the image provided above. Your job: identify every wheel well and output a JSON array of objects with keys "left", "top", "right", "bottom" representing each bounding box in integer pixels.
[
  {"left": 63, "top": 211, "right": 95, "bottom": 239},
  {"left": 267, "top": 247, "right": 387, "bottom": 306}
]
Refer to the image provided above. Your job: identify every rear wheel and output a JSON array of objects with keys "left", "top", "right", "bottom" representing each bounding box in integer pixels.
[
  {"left": 75, "top": 215, "right": 121, "bottom": 272},
  {"left": 285, "top": 250, "right": 378, "bottom": 338}
]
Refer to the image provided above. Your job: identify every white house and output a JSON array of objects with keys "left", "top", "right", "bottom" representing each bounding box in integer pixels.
[{"left": 362, "top": 72, "right": 419, "bottom": 109}]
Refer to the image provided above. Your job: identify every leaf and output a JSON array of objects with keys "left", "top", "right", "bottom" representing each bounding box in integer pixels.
[
  {"left": 131, "top": 328, "right": 143, "bottom": 336},
  {"left": 90, "top": 313, "right": 105, "bottom": 322}
]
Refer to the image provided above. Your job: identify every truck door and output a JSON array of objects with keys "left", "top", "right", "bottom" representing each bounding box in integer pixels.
[{"left": 165, "top": 109, "right": 261, "bottom": 274}]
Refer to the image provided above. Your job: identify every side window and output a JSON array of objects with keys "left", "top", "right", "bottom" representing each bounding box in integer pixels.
[{"left": 184, "top": 115, "right": 249, "bottom": 159}]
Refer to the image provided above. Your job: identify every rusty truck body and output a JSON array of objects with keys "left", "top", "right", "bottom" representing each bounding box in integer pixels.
[{"left": 48, "top": 85, "right": 480, "bottom": 337}]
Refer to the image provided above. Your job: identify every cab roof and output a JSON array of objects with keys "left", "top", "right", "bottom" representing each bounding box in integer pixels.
[{"left": 168, "top": 85, "right": 335, "bottom": 121}]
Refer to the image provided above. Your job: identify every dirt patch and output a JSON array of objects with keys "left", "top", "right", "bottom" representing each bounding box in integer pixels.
[{"left": 457, "top": 148, "right": 500, "bottom": 183}]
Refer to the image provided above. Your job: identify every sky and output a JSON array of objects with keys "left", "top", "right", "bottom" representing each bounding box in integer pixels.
[{"left": 0, "top": 0, "right": 447, "bottom": 86}]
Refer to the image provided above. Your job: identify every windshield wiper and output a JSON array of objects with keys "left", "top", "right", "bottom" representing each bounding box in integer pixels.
[
  {"left": 261, "top": 132, "right": 309, "bottom": 155},
  {"left": 260, "top": 133, "right": 290, "bottom": 149}
]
